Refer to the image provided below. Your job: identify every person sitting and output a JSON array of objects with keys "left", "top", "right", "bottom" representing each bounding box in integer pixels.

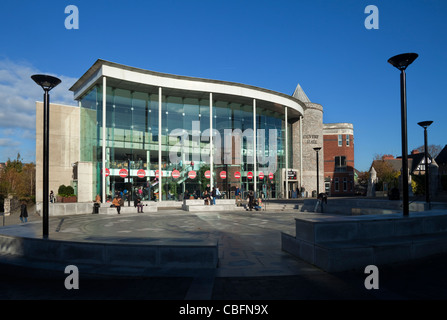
[
  {"left": 136, "top": 197, "right": 144, "bottom": 213},
  {"left": 203, "top": 190, "right": 210, "bottom": 205},
  {"left": 112, "top": 195, "right": 121, "bottom": 214},
  {"left": 254, "top": 198, "right": 262, "bottom": 211}
]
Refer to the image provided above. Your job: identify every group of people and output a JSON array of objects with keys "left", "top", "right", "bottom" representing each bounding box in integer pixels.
[
  {"left": 201, "top": 187, "right": 221, "bottom": 205},
  {"left": 245, "top": 190, "right": 262, "bottom": 211},
  {"left": 200, "top": 187, "right": 263, "bottom": 211},
  {"left": 101, "top": 192, "right": 145, "bottom": 214}
]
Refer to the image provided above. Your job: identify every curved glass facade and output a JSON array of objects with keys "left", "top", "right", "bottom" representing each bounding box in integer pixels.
[{"left": 80, "top": 83, "right": 290, "bottom": 202}]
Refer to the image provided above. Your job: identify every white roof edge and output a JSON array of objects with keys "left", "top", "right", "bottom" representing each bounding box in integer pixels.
[{"left": 72, "top": 61, "right": 304, "bottom": 115}]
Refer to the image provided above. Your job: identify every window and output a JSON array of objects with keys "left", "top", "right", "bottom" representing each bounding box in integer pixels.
[
  {"left": 346, "top": 135, "right": 350, "bottom": 146},
  {"left": 334, "top": 178, "right": 339, "bottom": 192},
  {"left": 335, "top": 156, "right": 347, "bottom": 172},
  {"left": 343, "top": 177, "right": 347, "bottom": 192},
  {"left": 338, "top": 134, "right": 342, "bottom": 146}
]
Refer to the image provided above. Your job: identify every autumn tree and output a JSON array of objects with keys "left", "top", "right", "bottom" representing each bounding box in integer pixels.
[
  {"left": 372, "top": 154, "right": 400, "bottom": 190},
  {"left": 415, "top": 144, "right": 442, "bottom": 159},
  {"left": 0, "top": 153, "right": 36, "bottom": 202}
]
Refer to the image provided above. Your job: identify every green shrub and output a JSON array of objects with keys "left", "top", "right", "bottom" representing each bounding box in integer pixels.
[
  {"left": 411, "top": 175, "right": 425, "bottom": 195},
  {"left": 58, "top": 184, "right": 75, "bottom": 197}
]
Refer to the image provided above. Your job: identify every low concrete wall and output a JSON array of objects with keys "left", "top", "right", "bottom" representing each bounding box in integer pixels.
[
  {"left": 0, "top": 233, "right": 218, "bottom": 269},
  {"left": 99, "top": 205, "right": 157, "bottom": 214},
  {"left": 282, "top": 211, "right": 447, "bottom": 272},
  {"left": 301, "top": 198, "right": 428, "bottom": 214},
  {"left": 36, "top": 202, "right": 94, "bottom": 216},
  {"left": 182, "top": 199, "right": 240, "bottom": 211}
]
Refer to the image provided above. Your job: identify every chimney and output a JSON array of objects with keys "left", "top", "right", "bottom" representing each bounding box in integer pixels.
[
  {"left": 382, "top": 154, "right": 395, "bottom": 160},
  {"left": 411, "top": 149, "right": 420, "bottom": 155}
]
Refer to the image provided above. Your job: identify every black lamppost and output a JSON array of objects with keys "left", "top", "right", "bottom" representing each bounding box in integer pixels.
[
  {"left": 417, "top": 121, "right": 433, "bottom": 206},
  {"left": 313, "top": 147, "right": 321, "bottom": 197},
  {"left": 31, "top": 74, "right": 61, "bottom": 238},
  {"left": 388, "top": 53, "right": 418, "bottom": 217}
]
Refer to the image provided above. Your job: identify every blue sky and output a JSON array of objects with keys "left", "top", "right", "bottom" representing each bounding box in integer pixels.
[{"left": 0, "top": 0, "right": 445, "bottom": 171}]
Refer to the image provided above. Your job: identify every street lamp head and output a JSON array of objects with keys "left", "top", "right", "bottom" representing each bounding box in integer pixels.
[
  {"left": 31, "top": 74, "right": 61, "bottom": 91},
  {"left": 313, "top": 147, "right": 321, "bottom": 152},
  {"left": 417, "top": 121, "right": 433, "bottom": 129},
  {"left": 388, "top": 53, "right": 418, "bottom": 71}
]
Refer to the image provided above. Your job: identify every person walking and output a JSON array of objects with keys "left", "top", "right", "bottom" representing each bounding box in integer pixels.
[
  {"left": 211, "top": 187, "right": 216, "bottom": 205},
  {"left": 235, "top": 187, "right": 241, "bottom": 206},
  {"left": 20, "top": 201, "right": 28, "bottom": 223},
  {"left": 247, "top": 191, "right": 254, "bottom": 211}
]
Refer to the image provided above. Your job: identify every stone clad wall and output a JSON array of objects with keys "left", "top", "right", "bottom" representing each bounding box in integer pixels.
[
  {"left": 4, "top": 195, "right": 20, "bottom": 215},
  {"left": 36, "top": 102, "right": 80, "bottom": 204},
  {"left": 298, "top": 102, "right": 324, "bottom": 196}
]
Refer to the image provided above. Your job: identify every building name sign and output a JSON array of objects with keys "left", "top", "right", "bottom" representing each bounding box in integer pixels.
[
  {"left": 303, "top": 134, "right": 319, "bottom": 144},
  {"left": 288, "top": 170, "right": 297, "bottom": 180}
]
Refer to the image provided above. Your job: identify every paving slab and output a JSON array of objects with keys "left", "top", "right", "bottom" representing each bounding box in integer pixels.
[{"left": 1, "top": 206, "right": 447, "bottom": 301}]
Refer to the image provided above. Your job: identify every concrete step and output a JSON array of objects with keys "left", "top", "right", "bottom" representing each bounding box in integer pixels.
[
  {"left": 0, "top": 233, "right": 218, "bottom": 271},
  {"left": 262, "top": 204, "right": 300, "bottom": 211},
  {"left": 183, "top": 204, "right": 245, "bottom": 212},
  {"left": 281, "top": 211, "right": 447, "bottom": 272},
  {"left": 99, "top": 205, "right": 157, "bottom": 214}
]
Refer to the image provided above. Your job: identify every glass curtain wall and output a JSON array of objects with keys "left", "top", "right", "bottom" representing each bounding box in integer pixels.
[
  {"left": 256, "top": 106, "right": 285, "bottom": 199},
  {"left": 80, "top": 85, "right": 101, "bottom": 200},
  {"left": 161, "top": 96, "right": 211, "bottom": 200},
  {"left": 79, "top": 82, "right": 289, "bottom": 202}
]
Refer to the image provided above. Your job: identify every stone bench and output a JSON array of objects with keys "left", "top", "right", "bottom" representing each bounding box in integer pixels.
[
  {"left": 182, "top": 198, "right": 242, "bottom": 211},
  {"left": 99, "top": 203, "right": 157, "bottom": 214},
  {"left": 0, "top": 233, "right": 218, "bottom": 270},
  {"left": 281, "top": 211, "right": 447, "bottom": 272}
]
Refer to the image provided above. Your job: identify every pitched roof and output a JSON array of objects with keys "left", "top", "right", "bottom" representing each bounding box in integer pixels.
[
  {"left": 292, "top": 83, "right": 311, "bottom": 103},
  {"left": 435, "top": 145, "right": 447, "bottom": 166},
  {"left": 371, "top": 158, "right": 413, "bottom": 173}
]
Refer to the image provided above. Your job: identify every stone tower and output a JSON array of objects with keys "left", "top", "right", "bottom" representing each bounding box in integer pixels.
[{"left": 291, "top": 84, "right": 324, "bottom": 197}]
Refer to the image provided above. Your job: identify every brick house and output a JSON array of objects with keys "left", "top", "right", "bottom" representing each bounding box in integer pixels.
[{"left": 323, "top": 123, "right": 354, "bottom": 196}]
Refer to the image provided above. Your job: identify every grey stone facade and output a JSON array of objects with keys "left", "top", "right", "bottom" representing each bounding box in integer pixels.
[{"left": 292, "top": 102, "right": 324, "bottom": 196}]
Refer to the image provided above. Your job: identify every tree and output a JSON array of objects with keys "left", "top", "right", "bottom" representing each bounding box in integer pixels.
[
  {"left": 415, "top": 144, "right": 443, "bottom": 159},
  {"left": 0, "top": 153, "right": 36, "bottom": 202},
  {"left": 372, "top": 154, "right": 399, "bottom": 190}
]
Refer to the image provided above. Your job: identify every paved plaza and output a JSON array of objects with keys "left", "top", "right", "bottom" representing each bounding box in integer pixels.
[{"left": 1, "top": 207, "right": 447, "bottom": 301}]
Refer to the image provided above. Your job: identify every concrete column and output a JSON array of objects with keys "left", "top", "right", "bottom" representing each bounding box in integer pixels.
[
  {"left": 158, "top": 87, "right": 162, "bottom": 202},
  {"left": 102, "top": 76, "right": 106, "bottom": 203},
  {"left": 210, "top": 92, "right": 213, "bottom": 188},
  {"left": 253, "top": 98, "right": 257, "bottom": 195},
  {"left": 285, "top": 107, "right": 288, "bottom": 199}
]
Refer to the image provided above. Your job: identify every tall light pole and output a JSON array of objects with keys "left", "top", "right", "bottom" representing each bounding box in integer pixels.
[
  {"left": 388, "top": 53, "right": 418, "bottom": 217},
  {"left": 31, "top": 74, "right": 61, "bottom": 238},
  {"left": 417, "top": 121, "right": 433, "bottom": 206},
  {"left": 313, "top": 147, "right": 321, "bottom": 197}
]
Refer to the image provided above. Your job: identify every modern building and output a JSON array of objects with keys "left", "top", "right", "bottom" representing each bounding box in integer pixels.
[
  {"left": 322, "top": 123, "right": 355, "bottom": 196},
  {"left": 36, "top": 59, "right": 336, "bottom": 203}
]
